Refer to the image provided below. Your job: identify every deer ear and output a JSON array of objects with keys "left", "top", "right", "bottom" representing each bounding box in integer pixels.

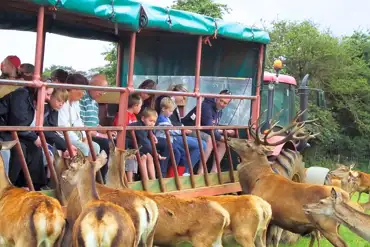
[
  {"left": 260, "top": 145, "right": 274, "bottom": 156},
  {"left": 331, "top": 188, "right": 337, "bottom": 199},
  {"left": 94, "top": 150, "right": 108, "bottom": 171},
  {"left": 0, "top": 140, "right": 17, "bottom": 150},
  {"left": 109, "top": 140, "right": 115, "bottom": 154},
  {"left": 349, "top": 163, "right": 355, "bottom": 170}
]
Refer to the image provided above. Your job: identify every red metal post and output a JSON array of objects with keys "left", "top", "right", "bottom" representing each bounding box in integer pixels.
[
  {"left": 251, "top": 44, "right": 265, "bottom": 124},
  {"left": 181, "top": 130, "right": 195, "bottom": 188},
  {"left": 115, "top": 43, "right": 122, "bottom": 87},
  {"left": 129, "top": 130, "right": 149, "bottom": 191},
  {"left": 34, "top": 6, "right": 46, "bottom": 126},
  {"left": 86, "top": 131, "right": 104, "bottom": 184},
  {"left": 127, "top": 32, "right": 137, "bottom": 88},
  {"left": 148, "top": 132, "right": 166, "bottom": 192},
  {"left": 164, "top": 130, "right": 181, "bottom": 190},
  {"left": 210, "top": 131, "right": 223, "bottom": 184},
  {"left": 39, "top": 132, "right": 59, "bottom": 188},
  {"left": 223, "top": 131, "right": 235, "bottom": 182},
  {"left": 11, "top": 132, "right": 34, "bottom": 191}
]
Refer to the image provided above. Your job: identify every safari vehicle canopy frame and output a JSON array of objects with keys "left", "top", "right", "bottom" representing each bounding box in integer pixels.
[{"left": 0, "top": 0, "right": 269, "bottom": 197}]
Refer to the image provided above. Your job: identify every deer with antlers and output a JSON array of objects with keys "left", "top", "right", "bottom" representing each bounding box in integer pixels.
[
  {"left": 61, "top": 150, "right": 137, "bottom": 247},
  {"left": 303, "top": 188, "right": 369, "bottom": 242},
  {"left": 228, "top": 111, "right": 353, "bottom": 247},
  {"left": 0, "top": 141, "right": 66, "bottom": 247},
  {"left": 54, "top": 147, "right": 159, "bottom": 247}
]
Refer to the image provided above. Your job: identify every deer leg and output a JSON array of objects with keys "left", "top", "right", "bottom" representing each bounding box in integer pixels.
[
  {"left": 357, "top": 192, "right": 362, "bottom": 202},
  {"left": 315, "top": 230, "right": 321, "bottom": 247},
  {"left": 61, "top": 222, "right": 72, "bottom": 247}
]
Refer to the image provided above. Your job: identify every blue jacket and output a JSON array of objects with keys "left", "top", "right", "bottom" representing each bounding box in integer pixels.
[{"left": 182, "top": 98, "right": 223, "bottom": 141}]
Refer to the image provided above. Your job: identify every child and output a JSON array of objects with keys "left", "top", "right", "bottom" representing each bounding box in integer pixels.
[
  {"left": 113, "top": 93, "right": 143, "bottom": 182},
  {"left": 44, "top": 89, "right": 77, "bottom": 178},
  {"left": 155, "top": 97, "right": 187, "bottom": 174},
  {"left": 112, "top": 93, "right": 142, "bottom": 126},
  {"left": 126, "top": 107, "right": 167, "bottom": 180}
]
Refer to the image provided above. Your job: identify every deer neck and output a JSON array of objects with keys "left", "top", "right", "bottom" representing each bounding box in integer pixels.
[
  {"left": 238, "top": 152, "right": 273, "bottom": 189},
  {"left": 332, "top": 202, "right": 370, "bottom": 239},
  {"left": 105, "top": 153, "right": 126, "bottom": 189},
  {"left": 75, "top": 164, "right": 100, "bottom": 205}
]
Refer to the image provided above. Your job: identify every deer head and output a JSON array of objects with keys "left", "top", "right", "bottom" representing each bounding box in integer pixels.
[
  {"left": 329, "top": 163, "right": 355, "bottom": 178},
  {"left": 347, "top": 171, "right": 361, "bottom": 193},
  {"left": 303, "top": 188, "right": 343, "bottom": 216},
  {"left": 62, "top": 150, "right": 107, "bottom": 186},
  {"left": 227, "top": 110, "right": 318, "bottom": 160}
]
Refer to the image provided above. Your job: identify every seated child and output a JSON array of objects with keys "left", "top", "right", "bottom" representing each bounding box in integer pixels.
[
  {"left": 126, "top": 107, "right": 166, "bottom": 180},
  {"left": 113, "top": 93, "right": 143, "bottom": 182},
  {"left": 155, "top": 97, "right": 186, "bottom": 172}
]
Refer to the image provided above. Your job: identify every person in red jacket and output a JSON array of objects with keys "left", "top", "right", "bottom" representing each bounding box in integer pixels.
[{"left": 113, "top": 93, "right": 142, "bottom": 126}]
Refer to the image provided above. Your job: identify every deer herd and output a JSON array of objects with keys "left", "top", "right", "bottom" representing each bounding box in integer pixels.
[{"left": 0, "top": 113, "right": 369, "bottom": 246}]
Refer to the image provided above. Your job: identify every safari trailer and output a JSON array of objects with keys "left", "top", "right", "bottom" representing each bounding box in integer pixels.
[{"left": 0, "top": 0, "right": 320, "bottom": 198}]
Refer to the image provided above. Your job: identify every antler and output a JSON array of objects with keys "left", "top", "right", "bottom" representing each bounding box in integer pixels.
[{"left": 249, "top": 109, "right": 319, "bottom": 146}]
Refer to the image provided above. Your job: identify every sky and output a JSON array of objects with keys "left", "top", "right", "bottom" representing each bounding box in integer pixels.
[{"left": 0, "top": 0, "right": 369, "bottom": 72}]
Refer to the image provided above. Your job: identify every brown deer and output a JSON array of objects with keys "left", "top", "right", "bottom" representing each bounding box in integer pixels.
[
  {"left": 105, "top": 143, "right": 231, "bottom": 247},
  {"left": 328, "top": 164, "right": 356, "bottom": 194},
  {"left": 347, "top": 170, "right": 370, "bottom": 202},
  {"left": 54, "top": 148, "right": 158, "bottom": 247},
  {"left": 228, "top": 115, "right": 352, "bottom": 247},
  {"left": 198, "top": 195, "right": 272, "bottom": 247},
  {"left": 61, "top": 150, "right": 137, "bottom": 247},
  {"left": 303, "top": 188, "right": 370, "bottom": 242},
  {"left": 0, "top": 140, "right": 66, "bottom": 247}
]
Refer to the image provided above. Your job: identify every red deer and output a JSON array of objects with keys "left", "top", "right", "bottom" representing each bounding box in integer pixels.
[
  {"left": 304, "top": 188, "right": 369, "bottom": 242},
  {"left": 61, "top": 150, "right": 137, "bottom": 247},
  {"left": 228, "top": 116, "right": 352, "bottom": 247},
  {"left": 0, "top": 140, "right": 65, "bottom": 247},
  {"left": 54, "top": 148, "right": 158, "bottom": 247},
  {"left": 105, "top": 144, "right": 231, "bottom": 247},
  {"left": 198, "top": 195, "right": 272, "bottom": 247},
  {"left": 347, "top": 170, "right": 370, "bottom": 202}
]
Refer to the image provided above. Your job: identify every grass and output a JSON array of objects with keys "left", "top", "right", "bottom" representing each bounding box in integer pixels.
[
  {"left": 179, "top": 193, "right": 370, "bottom": 246},
  {"left": 280, "top": 193, "right": 370, "bottom": 247}
]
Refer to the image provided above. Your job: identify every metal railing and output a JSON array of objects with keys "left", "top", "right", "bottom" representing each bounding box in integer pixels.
[{"left": 0, "top": 5, "right": 266, "bottom": 196}]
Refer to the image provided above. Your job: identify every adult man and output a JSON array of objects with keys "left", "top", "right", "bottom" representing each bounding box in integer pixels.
[
  {"left": 182, "top": 89, "right": 235, "bottom": 174},
  {"left": 79, "top": 74, "right": 113, "bottom": 180},
  {"left": 18, "top": 63, "right": 34, "bottom": 81}
]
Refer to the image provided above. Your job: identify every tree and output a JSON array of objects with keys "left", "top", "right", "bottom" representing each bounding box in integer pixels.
[
  {"left": 171, "top": 0, "right": 230, "bottom": 19},
  {"left": 94, "top": 0, "right": 229, "bottom": 86},
  {"left": 42, "top": 65, "right": 88, "bottom": 79},
  {"left": 267, "top": 20, "right": 370, "bottom": 168}
]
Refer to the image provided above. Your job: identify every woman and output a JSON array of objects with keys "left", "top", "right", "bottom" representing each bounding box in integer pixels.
[
  {"left": 0, "top": 85, "right": 53, "bottom": 190},
  {"left": 57, "top": 73, "right": 100, "bottom": 160},
  {"left": 137, "top": 79, "right": 156, "bottom": 116}
]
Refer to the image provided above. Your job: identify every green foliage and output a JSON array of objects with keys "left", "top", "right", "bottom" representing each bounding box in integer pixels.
[
  {"left": 90, "top": 43, "right": 117, "bottom": 86},
  {"left": 171, "top": 0, "right": 230, "bottom": 19},
  {"left": 267, "top": 20, "right": 370, "bottom": 165}
]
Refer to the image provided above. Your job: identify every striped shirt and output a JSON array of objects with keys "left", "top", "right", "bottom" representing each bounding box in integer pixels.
[{"left": 79, "top": 91, "right": 99, "bottom": 127}]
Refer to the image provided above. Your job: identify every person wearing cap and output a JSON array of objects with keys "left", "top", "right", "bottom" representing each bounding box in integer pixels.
[
  {"left": 0, "top": 55, "right": 21, "bottom": 80},
  {"left": 182, "top": 89, "right": 235, "bottom": 174}
]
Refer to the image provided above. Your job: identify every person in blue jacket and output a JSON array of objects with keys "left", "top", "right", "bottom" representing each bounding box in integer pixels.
[{"left": 182, "top": 89, "right": 235, "bottom": 174}]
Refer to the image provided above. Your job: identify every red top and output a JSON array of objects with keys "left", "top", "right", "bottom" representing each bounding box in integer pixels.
[{"left": 113, "top": 111, "right": 137, "bottom": 126}]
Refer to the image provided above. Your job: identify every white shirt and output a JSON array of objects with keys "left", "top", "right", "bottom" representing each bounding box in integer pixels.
[{"left": 57, "top": 100, "right": 86, "bottom": 142}]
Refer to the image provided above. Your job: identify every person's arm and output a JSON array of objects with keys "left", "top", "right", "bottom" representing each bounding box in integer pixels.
[
  {"left": 73, "top": 103, "right": 87, "bottom": 139},
  {"left": 135, "top": 130, "right": 153, "bottom": 154},
  {"left": 0, "top": 91, "right": 11, "bottom": 116},
  {"left": 58, "top": 104, "right": 81, "bottom": 142},
  {"left": 201, "top": 104, "right": 222, "bottom": 141}
]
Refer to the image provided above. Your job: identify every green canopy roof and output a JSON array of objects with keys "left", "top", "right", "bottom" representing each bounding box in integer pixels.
[{"left": 28, "top": 0, "right": 270, "bottom": 44}]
